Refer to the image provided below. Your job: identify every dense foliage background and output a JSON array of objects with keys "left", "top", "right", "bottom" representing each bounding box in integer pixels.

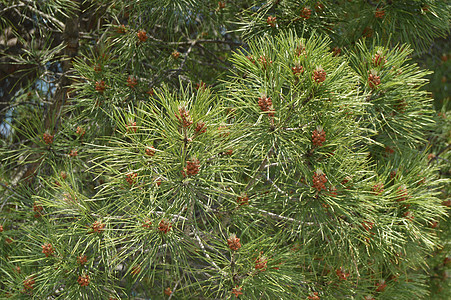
[{"left": 1, "top": 1, "right": 450, "bottom": 299}]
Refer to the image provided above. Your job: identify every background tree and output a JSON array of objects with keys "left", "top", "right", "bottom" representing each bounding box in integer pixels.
[{"left": 1, "top": 1, "right": 450, "bottom": 299}]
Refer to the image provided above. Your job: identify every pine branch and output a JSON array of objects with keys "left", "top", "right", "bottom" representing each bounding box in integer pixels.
[
  {"left": 18, "top": 0, "right": 65, "bottom": 29},
  {"left": 192, "top": 226, "right": 227, "bottom": 277},
  {"left": 255, "top": 208, "right": 315, "bottom": 225}
]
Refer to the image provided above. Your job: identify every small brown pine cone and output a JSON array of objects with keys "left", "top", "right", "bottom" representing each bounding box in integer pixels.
[
  {"left": 158, "top": 219, "right": 172, "bottom": 234},
  {"left": 42, "top": 243, "right": 54, "bottom": 257},
  {"left": 195, "top": 121, "right": 207, "bottom": 134},
  {"left": 312, "top": 67, "right": 326, "bottom": 83},
  {"left": 91, "top": 221, "right": 105, "bottom": 233},
  {"left": 292, "top": 65, "right": 304, "bottom": 75},
  {"left": 137, "top": 30, "right": 147, "bottom": 42},
  {"left": 237, "top": 194, "right": 249, "bottom": 206},
  {"left": 43, "top": 132, "right": 54, "bottom": 144},
  {"left": 186, "top": 158, "right": 200, "bottom": 176},
  {"left": 95, "top": 80, "right": 106, "bottom": 93},
  {"left": 300, "top": 7, "right": 312, "bottom": 19},
  {"left": 255, "top": 255, "right": 268, "bottom": 271},
  {"left": 127, "top": 76, "right": 138, "bottom": 88},
  {"left": 126, "top": 121, "right": 137, "bottom": 133},
  {"left": 311, "top": 126, "right": 326, "bottom": 146},
  {"left": 227, "top": 234, "right": 241, "bottom": 251},
  {"left": 172, "top": 51, "right": 180, "bottom": 59},
  {"left": 368, "top": 71, "right": 381, "bottom": 89},
  {"left": 175, "top": 106, "right": 193, "bottom": 127},
  {"left": 76, "top": 126, "right": 86, "bottom": 137},
  {"left": 164, "top": 287, "right": 172, "bottom": 296},
  {"left": 267, "top": 16, "right": 276, "bottom": 27},
  {"left": 77, "top": 255, "right": 87, "bottom": 265},
  {"left": 23, "top": 277, "right": 35, "bottom": 291},
  {"left": 126, "top": 172, "right": 138, "bottom": 185},
  {"left": 308, "top": 292, "right": 320, "bottom": 300},
  {"left": 312, "top": 169, "right": 327, "bottom": 191},
  {"left": 375, "top": 9, "right": 385, "bottom": 19},
  {"left": 373, "top": 51, "right": 386, "bottom": 67},
  {"left": 77, "top": 274, "right": 89, "bottom": 287}
]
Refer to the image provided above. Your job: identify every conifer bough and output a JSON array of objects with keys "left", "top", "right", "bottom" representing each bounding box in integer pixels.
[{"left": 0, "top": 0, "right": 449, "bottom": 299}]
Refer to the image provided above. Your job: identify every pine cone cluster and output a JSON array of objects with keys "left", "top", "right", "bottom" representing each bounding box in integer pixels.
[
  {"left": 77, "top": 255, "right": 87, "bottom": 265},
  {"left": 43, "top": 132, "right": 54, "bottom": 144},
  {"left": 127, "top": 76, "right": 138, "bottom": 88},
  {"left": 373, "top": 51, "right": 387, "bottom": 67},
  {"left": 296, "top": 43, "right": 306, "bottom": 56},
  {"left": 126, "top": 121, "right": 137, "bottom": 133},
  {"left": 77, "top": 274, "right": 89, "bottom": 287},
  {"left": 42, "top": 243, "right": 54, "bottom": 257},
  {"left": 312, "top": 67, "right": 326, "bottom": 83},
  {"left": 308, "top": 292, "right": 320, "bottom": 300},
  {"left": 375, "top": 279, "right": 386, "bottom": 292},
  {"left": 164, "top": 287, "right": 172, "bottom": 296},
  {"left": 171, "top": 51, "right": 180, "bottom": 59},
  {"left": 258, "top": 55, "right": 272, "bottom": 69},
  {"left": 91, "top": 221, "right": 105, "bottom": 233},
  {"left": 368, "top": 72, "right": 381, "bottom": 89},
  {"left": 116, "top": 25, "right": 126, "bottom": 34},
  {"left": 227, "top": 234, "right": 241, "bottom": 251},
  {"left": 69, "top": 149, "right": 78, "bottom": 157},
  {"left": 375, "top": 9, "right": 385, "bottom": 19},
  {"left": 267, "top": 16, "right": 276, "bottom": 27},
  {"left": 184, "top": 158, "right": 200, "bottom": 177},
  {"left": 158, "top": 219, "right": 172, "bottom": 234},
  {"left": 126, "top": 172, "right": 138, "bottom": 185},
  {"left": 237, "top": 194, "right": 249, "bottom": 206},
  {"left": 137, "top": 30, "right": 147, "bottom": 42},
  {"left": 195, "top": 121, "right": 207, "bottom": 134},
  {"left": 300, "top": 7, "right": 312, "bottom": 19},
  {"left": 336, "top": 268, "right": 350, "bottom": 280},
  {"left": 231, "top": 286, "right": 243, "bottom": 297},
  {"left": 76, "top": 126, "right": 86, "bottom": 137},
  {"left": 255, "top": 255, "right": 267, "bottom": 271},
  {"left": 23, "top": 277, "right": 35, "bottom": 291},
  {"left": 33, "top": 202, "right": 43, "bottom": 217},
  {"left": 312, "top": 126, "right": 326, "bottom": 146},
  {"left": 95, "top": 80, "right": 106, "bottom": 93},
  {"left": 175, "top": 106, "right": 193, "bottom": 127},
  {"left": 312, "top": 169, "right": 327, "bottom": 192},
  {"left": 257, "top": 95, "right": 275, "bottom": 117},
  {"left": 142, "top": 220, "right": 152, "bottom": 228},
  {"left": 332, "top": 46, "right": 341, "bottom": 56},
  {"left": 292, "top": 65, "right": 304, "bottom": 75}
]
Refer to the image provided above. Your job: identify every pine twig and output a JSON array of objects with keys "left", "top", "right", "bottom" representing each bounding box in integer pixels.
[{"left": 192, "top": 226, "right": 227, "bottom": 277}]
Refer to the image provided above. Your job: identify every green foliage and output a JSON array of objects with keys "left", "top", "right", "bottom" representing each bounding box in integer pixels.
[{"left": 0, "top": 0, "right": 449, "bottom": 299}]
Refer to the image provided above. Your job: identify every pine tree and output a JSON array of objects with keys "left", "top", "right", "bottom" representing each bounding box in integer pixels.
[{"left": 1, "top": 1, "right": 450, "bottom": 299}]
